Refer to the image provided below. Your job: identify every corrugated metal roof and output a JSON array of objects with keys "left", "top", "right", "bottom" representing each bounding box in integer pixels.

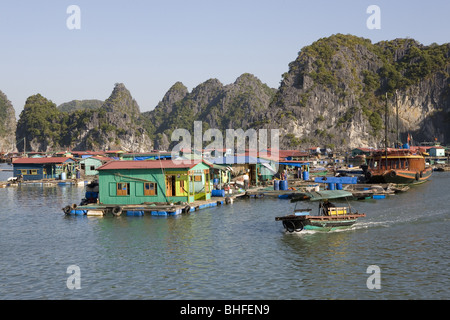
[
  {"left": 12, "top": 157, "right": 74, "bottom": 164},
  {"left": 97, "top": 159, "right": 211, "bottom": 170}
]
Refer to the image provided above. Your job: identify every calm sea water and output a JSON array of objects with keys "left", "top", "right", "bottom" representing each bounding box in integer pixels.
[{"left": 0, "top": 163, "right": 448, "bottom": 300}]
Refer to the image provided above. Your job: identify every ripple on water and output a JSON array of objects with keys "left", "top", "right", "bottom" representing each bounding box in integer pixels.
[{"left": 1, "top": 166, "right": 449, "bottom": 299}]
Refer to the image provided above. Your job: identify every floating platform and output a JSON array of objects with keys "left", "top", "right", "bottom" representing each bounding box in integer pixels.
[
  {"left": 63, "top": 195, "right": 240, "bottom": 217},
  {"left": 0, "top": 178, "right": 87, "bottom": 187}
]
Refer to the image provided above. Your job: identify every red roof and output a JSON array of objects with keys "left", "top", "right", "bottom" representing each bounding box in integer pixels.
[
  {"left": 97, "top": 159, "right": 210, "bottom": 171},
  {"left": 12, "top": 157, "right": 74, "bottom": 164}
]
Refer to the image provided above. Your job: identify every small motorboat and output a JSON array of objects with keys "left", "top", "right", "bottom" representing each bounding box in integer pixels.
[{"left": 275, "top": 196, "right": 365, "bottom": 233}]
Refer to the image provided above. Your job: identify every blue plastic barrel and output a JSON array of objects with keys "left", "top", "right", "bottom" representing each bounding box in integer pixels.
[
  {"left": 280, "top": 180, "right": 288, "bottom": 190},
  {"left": 211, "top": 189, "right": 225, "bottom": 197},
  {"left": 213, "top": 178, "right": 219, "bottom": 185},
  {"left": 336, "top": 183, "right": 343, "bottom": 190},
  {"left": 302, "top": 171, "right": 309, "bottom": 181},
  {"left": 274, "top": 180, "right": 280, "bottom": 190},
  {"left": 328, "top": 183, "right": 335, "bottom": 190}
]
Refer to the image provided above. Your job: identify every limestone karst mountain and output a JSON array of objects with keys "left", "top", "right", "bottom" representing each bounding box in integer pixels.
[
  {"left": 0, "top": 90, "right": 16, "bottom": 152},
  {"left": 7, "top": 34, "right": 450, "bottom": 152}
]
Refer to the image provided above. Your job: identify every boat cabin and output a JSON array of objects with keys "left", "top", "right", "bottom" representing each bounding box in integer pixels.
[{"left": 367, "top": 149, "right": 426, "bottom": 173}]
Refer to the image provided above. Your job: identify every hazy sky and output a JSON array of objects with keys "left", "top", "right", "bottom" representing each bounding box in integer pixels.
[{"left": 1, "top": 0, "right": 449, "bottom": 116}]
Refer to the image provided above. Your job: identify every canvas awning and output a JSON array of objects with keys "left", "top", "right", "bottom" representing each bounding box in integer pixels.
[
  {"left": 290, "top": 190, "right": 352, "bottom": 202},
  {"left": 261, "top": 162, "right": 277, "bottom": 174},
  {"left": 278, "top": 162, "right": 310, "bottom": 168}
]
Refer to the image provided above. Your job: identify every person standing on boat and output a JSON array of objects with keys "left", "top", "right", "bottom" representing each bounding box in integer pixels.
[
  {"left": 321, "top": 199, "right": 335, "bottom": 215},
  {"left": 243, "top": 171, "right": 249, "bottom": 190}
]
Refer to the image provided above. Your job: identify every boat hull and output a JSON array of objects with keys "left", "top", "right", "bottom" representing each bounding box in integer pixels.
[
  {"left": 368, "top": 167, "right": 432, "bottom": 185},
  {"left": 303, "top": 219, "right": 359, "bottom": 231},
  {"left": 276, "top": 214, "right": 365, "bottom": 233}
]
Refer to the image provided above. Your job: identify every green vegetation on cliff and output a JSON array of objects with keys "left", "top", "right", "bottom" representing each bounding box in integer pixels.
[
  {"left": 16, "top": 94, "right": 62, "bottom": 149},
  {"left": 16, "top": 84, "right": 151, "bottom": 152},
  {"left": 7, "top": 34, "right": 450, "bottom": 151},
  {"left": 58, "top": 99, "right": 103, "bottom": 113},
  {"left": 0, "top": 90, "right": 16, "bottom": 151}
]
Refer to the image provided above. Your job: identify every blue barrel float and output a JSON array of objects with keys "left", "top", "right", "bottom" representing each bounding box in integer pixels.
[
  {"left": 302, "top": 171, "right": 309, "bottom": 181},
  {"left": 328, "top": 183, "right": 336, "bottom": 190},
  {"left": 211, "top": 189, "right": 225, "bottom": 197},
  {"left": 280, "top": 180, "right": 288, "bottom": 190},
  {"left": 336, "top": 183, "right": 343, "bottom": 190},
  {"left": 274, "top": 180, "right": 280, "bottom": 190}
]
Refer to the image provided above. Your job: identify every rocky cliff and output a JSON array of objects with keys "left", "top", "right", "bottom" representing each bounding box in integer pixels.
[
  {"left": 16, "top": 83, "right": 152, "bottom": 152},
  {"left": 141, "top": 73, "right": 276, "bottom": 150},
  {"left": 261, "top": 34, "right": 450, "bottom": 149},
  {"left": 0, "top": 90, "right": 16, "bottom": 152}
]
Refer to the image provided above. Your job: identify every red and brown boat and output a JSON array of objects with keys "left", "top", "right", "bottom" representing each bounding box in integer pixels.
[{"left": 364, "top": 148, "right": 432, "bottom": 184}]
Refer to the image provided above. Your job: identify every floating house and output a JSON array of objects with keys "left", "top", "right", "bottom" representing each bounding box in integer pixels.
[
  {"left": 351, "top": 148, "right": 375, "bottom": 157},
  {"left": 104, "top": 150, "right": 125, "bottom": 160},
  {"left": 210, "top": 155, "right": 273, "bottom": 184},
  {"left": 96, "top": 159, "right": 213, "bottom": 205},
  {"left": 78, "top": 156, "right": 111, "bottom": 176},
  {"left": 428, "top": 147, "right": 445, "bottom": 157},
  {"left": 12, "top": 157, "right": 76, "bottom": 181},
  {"left": 121, "top": 151, "right": 173, "bottom": 161}
]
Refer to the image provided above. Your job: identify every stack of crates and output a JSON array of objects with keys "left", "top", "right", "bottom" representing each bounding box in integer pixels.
[{"left": 328, "top": 207, "right": 349, "bottom": 216}]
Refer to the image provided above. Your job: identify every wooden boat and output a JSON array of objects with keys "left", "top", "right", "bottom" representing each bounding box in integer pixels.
[
  {"left": 289, "top": 190, "right": 353, "bottom": 201},
  {"left": 364, "top": 149, "right": 432, "bottom": 184},
  {"left": 275, "top": 197, "right": 365, "bottom": 232},
  {"left": 433, "top": 165, "right": 450, "bottom": 172},
  {"left": 343, "top": 184, "right": 395, "bottom": 199}
]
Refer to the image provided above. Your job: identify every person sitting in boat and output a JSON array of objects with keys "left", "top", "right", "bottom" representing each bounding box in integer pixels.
[{"left": 321, "top": 199, "right": 335, "bottom": 215}]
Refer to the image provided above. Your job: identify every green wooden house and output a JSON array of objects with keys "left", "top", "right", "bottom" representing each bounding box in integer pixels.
[
  {"left": 97, "top": 159, "right": 213, "bottom": 205},
  {"left": 79, "top": 156, "right": 111, "bottom": 176}
]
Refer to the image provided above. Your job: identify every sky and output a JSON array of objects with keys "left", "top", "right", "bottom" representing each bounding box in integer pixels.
[{"left": 0, "top": 0, "right": 449, "bottom": 117}]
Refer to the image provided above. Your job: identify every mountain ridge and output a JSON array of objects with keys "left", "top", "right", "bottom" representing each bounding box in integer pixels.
[{"left": 4, "top": 34, "right": 450, "bottom": 152}]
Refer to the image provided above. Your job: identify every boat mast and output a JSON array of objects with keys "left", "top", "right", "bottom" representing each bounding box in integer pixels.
[
  {"left": 396, "top": 90, "right": 399, "bottom": 148},
  {"left": 385, "top": 93, "right": 388, "bottom": 169}
]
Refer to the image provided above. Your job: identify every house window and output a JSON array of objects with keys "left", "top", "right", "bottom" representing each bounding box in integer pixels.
[
  {"left": 144, "top": 182, "right": 157, "bottom": 196},
  {"left": 20, "top": 169, "right": 27, "bottom": 175},
  {"left": 30, "top": 169, "right": 38, "bottom": 175},
  {"left": 117, "top": 183, "right": 130, "bottom": 196},
  {"left": 90, "top": 165, "right": 96, "bottom": 171}
]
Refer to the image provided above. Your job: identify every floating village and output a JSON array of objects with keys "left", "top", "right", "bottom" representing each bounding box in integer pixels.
[{"left": 1, "top": 143, "right": 449, "bottom": 232}]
